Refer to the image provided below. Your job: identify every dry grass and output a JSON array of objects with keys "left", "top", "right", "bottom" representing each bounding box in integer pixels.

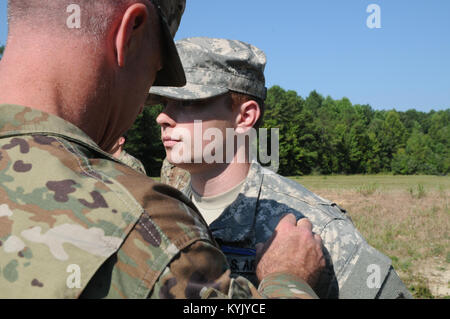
[
  {"left": 154, "top": 173, "right": 449, "bottom": 298},
  {"left": 292, "top": 175, "right": 450, "bottom": 299}
]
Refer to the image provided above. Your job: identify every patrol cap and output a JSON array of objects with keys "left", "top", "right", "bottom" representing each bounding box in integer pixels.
[
  {"left": 148, "top": 37, "right": 267, "bottom": 103},
  {"left": 150, "top": 0, "right": 186, "bottom": 87}
]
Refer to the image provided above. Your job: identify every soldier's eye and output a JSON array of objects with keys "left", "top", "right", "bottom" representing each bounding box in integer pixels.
[
  {"left": 160, "top": 99, "right": 169, "bottom": 108},
  {"left": 181, "top": 100, "right": 196, "bottom": 107}
]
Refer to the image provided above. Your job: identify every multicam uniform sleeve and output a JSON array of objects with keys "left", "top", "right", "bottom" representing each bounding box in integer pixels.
[{"left": 149, "top": 240, "right": 318, "bottom": 299}]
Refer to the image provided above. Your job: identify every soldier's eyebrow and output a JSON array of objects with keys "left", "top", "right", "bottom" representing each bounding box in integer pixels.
[
  {"left": 181, "top": 98, "right": 217, "bottom": 107},
  {"left": 160, "top": 97, "right": 170, "bottom": 106},
  {"left": 181, "top": 100, "right": 198, "bottom": 107},
  {"left": 159, "top": 98, "right": 211, "bottom": 108},
  {"left": 160, "top": 98, "right": 183, "bottom": 108}
]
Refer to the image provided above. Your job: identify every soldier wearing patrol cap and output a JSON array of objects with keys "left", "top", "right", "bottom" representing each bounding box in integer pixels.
[
  {"left": 150, "top": 37, "right": 413, "bottom": 299},
  {"left": 0, "top": 1, "right": 326, "bottom": 298}
]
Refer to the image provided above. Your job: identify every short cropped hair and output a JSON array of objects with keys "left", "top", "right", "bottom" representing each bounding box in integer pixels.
[
  {"left": 229, "top": 91, "right": 265, "bottom": 130},
  {"left": 8, "top": 0, "right": 140, "bottom": 38}
]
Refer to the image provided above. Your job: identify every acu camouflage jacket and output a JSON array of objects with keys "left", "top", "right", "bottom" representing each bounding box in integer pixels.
[
  {"left": 0, "top": 104, "right": 316, "bottom": 299},
  {"left": 180, "top": 162, "right": 413, "bottom": 299}
]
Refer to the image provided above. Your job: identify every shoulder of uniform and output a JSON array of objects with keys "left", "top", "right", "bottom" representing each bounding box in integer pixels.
[
  {"left": 111, "top": 164, "right": 213, "bottom": 249},
  {"left": 319, "top": 218, "right": 396, "bottom": 297},
  {"left": 334, "top": 229, "right": 394, "bottom": 298},
  {"left": 259, "top": 171, "right": 350, "bottom": 221},
  {"left": 261, "top": 171, "right": 329, "bottom": 203},
  {"left": 8, "top": 134, "right": 211, "bottom": 250}
]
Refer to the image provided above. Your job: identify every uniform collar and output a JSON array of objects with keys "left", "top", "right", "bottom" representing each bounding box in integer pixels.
[
  {"left": 0, "top": 104, "right": 106, "bottom": 154},
  {"left": 206, "top": 161, "right": 265, "bottom": 245}
]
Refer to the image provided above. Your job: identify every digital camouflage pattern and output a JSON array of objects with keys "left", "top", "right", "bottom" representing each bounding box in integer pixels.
[
  {"left": 0, "top": 104, "right": 317, "bottom": 299},
  {"left": 118, "top": 150, "right": 147, "bottom": 175},
  {"left": 160, "top": 157, "right": 190, "bottom": 190},
  {"left": 177, "top": 162, "right": 413, "bottom": 299},
  {"left": 148, "top": 37, "right": 267, "bottom": 104}
]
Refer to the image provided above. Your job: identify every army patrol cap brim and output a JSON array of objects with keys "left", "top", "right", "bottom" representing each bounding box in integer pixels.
[
  {"left": 147, "top": 37, "right": 267, "bottom": 104},
  {"left": 151, "top": 0, "right": 186, "bottom": 87},
  {"left": 147, "top": 82, "right": 229, "bottom": 104}
]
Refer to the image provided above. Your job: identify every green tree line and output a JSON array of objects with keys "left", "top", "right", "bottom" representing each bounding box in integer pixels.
[
  {"left": 1, "top": 49, "right": 447, "bottom": 176},
  {"left": 126, "top": 86, "right": 449, "bottom": 177},
  {"left": 261, "top": 86, "right": 449, "bottom": 176}
]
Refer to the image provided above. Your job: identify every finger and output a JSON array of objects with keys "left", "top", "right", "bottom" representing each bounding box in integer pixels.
[
  {"left": 254, "top": 243, "right": 263, "bottom": 264},
  {"left": 296, "top": 217, "right": 313, "bottom": 232},
  {"left": 255, "top": 243, "right": 265, "bottom": 257},
  {"left": 313, "top": 233, "right": 323, "bottom": 246},
  {"left": 275, "top": 213, "right": 296, "bottom": 230}
]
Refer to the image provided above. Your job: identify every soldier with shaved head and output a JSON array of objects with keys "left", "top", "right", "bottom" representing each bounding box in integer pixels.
[{"left": 0, "top": 1, "right": 325, "bottom": 298}]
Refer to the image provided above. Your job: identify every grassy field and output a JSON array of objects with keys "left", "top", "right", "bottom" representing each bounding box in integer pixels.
[{"left": 291, "top": 174, "right": 450, "bottom": 299}]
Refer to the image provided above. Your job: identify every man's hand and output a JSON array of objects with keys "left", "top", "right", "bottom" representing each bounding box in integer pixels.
[{"left": 255, "top": 214, "right": 325, "bottom": 289}]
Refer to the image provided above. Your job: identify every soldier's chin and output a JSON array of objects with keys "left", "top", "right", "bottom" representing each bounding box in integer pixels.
[
  {"left": 166, "top": 153, "right": 190, "bottom": 166},
  {"left": 166, "top": 156, "right": 204, "bottom": 170}
]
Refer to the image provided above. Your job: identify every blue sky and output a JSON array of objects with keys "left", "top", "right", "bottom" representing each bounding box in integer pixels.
[{"left": 1, "top": 0, "right": 449, "bottom": 112}]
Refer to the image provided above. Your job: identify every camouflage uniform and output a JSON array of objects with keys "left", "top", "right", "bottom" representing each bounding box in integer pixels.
[
  {"left": 177, "top": 162, "right": 413, "bottom": 299},
  {"left": 160, "top": 157, "right": 190, "bottom": 190},
  {"left": 148, "top": 37, "right": 268, "bottom": 103},
  {"left": 0, "top": 104, "right": 318, "bottom": 299},
  {"left": 149, "top": 38, "right": 412, "bottom": 299},
  {"left": 118, "top": 151, "right": 147, "bottom": 175}
]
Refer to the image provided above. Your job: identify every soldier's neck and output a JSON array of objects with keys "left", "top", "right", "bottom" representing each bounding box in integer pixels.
[
  {"left": 190, "top": 162, "right": 250, "bottom": 198},
  {"left": 0, "top": 37, "right": 111, "bottom": 148}
]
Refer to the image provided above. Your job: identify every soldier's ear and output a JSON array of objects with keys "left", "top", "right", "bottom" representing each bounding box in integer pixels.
[
  {"left": 235, "top": 100, "right": 261, "bottom": 134},
  {"left": 115, "top": 3, "right": 149, "bottom": 67}
]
